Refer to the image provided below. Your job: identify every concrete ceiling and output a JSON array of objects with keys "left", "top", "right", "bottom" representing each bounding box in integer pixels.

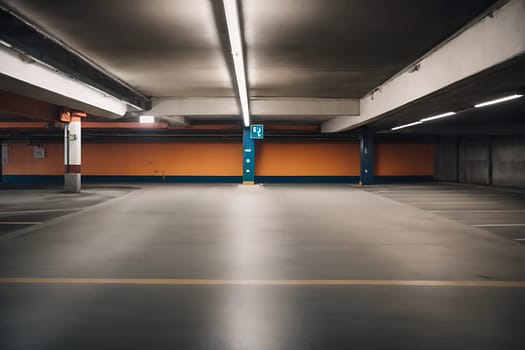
[
  {"left": 3, "top": 0, "right": 496, "bottom": 99},
  {"left": 244, "top": 0, "right": 497, "bottom": 98},
  {"left": 1, "top": 0, "right": 235, "bottom": 98},
  {"left": 1, "top": 0, "right": 510, "bottom": 128}
]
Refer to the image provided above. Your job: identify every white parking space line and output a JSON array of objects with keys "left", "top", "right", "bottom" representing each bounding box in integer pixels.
[
  {"left": 431, "top": 210, "right": 525, "bottom": 213},
  {"left": 0, "top": 208, "right": 80, "bottom": 215},
  {"left": 0, "top": 222, "right": 42, "bottom": 225},
  {"left": 373, "top": 190, "right": 408, "bottom": 193},
  {"left": 513, "top": 238, "right": 525, "bottom": 241},
  {"left": 473, "top": 224, "right": 525, "bottom": 227}
]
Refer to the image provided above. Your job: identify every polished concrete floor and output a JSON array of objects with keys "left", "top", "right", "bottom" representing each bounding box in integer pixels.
[
  {"left": 366, "top": 183, "right": 525, "bottom": 244},
  {"left": 0, "top": 184, "right": 524, "bottom": 349},
  {"left": 0, "top": 185, "right": 136, "bottom": 239}
]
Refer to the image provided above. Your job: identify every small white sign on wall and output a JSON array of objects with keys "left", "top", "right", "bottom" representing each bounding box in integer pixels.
[
  {"left": 1, "top": 144, "right": 7, "bottom": 164},
  {"left": 33, "top": 145, "right": 46, "bottom": 159}
]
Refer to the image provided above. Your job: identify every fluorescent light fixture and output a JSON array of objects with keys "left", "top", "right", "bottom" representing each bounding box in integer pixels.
[
  {"left": 0, "top": 40, "right": 12, "bottom": 48},
  {"left": 139, "top": 115, "right": 155, "bottom": 123},
  {"left": 420, "top": 111, "right": 456, "bottom": 122},
  {"left": 391, "top": 121, "right": 423, "bottom": 131},
  {"left": 474, "top": 94, "right": 523, "bottom": 108},
  {"left": 223, "top": 0, "right": 250, "bottom": 127}
]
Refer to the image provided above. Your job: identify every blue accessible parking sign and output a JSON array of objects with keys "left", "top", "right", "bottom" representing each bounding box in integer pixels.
[{"left": 250, "top": 124, "right": 264, "bottom": 139}]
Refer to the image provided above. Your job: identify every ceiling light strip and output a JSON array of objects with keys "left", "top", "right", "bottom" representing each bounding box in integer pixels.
[
  {"left": 391, "top": 92, "right": 524, "bottom": 131},
  {"left": 0, "top": 40, "right": 12, "bottom": 48},
  {"left": 420, "top": 111, "right": 456, "bottom": 122},
  {"left": 474, "top": 94, "right": 523, "bottom": 108},
  {"left": 223, "top": 0, "right": 250, "bottom": 127},
  {"left": 391, "top": 121, "right": 423, "bottom": 131}
]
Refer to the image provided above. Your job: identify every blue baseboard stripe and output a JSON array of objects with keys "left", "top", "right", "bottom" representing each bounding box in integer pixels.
[
  {"left": 166, "top": 176, "right": 242, "bottom": 183},
  {"left": 373, "top": 176, "right": 434, "bottom": 184},
  {"left": 2, "top": 175, "right": 434, "bottom": 184},
  {"left": 255, "top": 176, "right": 360, "bottom": 184},
  {"left": 83, "top": 176, "right": 163, "bottom": 183},
  {"left": 2, "top": 175, "right": 63, "bottom": 184}
]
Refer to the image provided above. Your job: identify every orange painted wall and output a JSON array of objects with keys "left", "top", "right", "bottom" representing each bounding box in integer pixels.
[
  {"left": 83, "top": 143, "right": 242, "bottom": 176},
  {"left": 255, "top": 142, "right": 360, "bottom": 176},
  {"left": 2, "top": 143, "right": 63, "bottom": 175},
  {"left": 3, "top": 142, "right": 434, "bottom": 177},
  {"left": 374, "top": 143, "right": 434, "bottom": 176},
  {"left": 3, "top": 143, "right": 242, "bottom": 176}
]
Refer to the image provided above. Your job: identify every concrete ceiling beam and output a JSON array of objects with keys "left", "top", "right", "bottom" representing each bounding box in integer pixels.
[
  {"left": 0, "top": 6, "right": 150, "bottom": 110},
  {"left": 251, "top": 98, "right": 359, "bottom": 116},
  {"left": 148, "top": 97, "right": 359, "bottom": 118},
  {"left": 322, "top": 0, "right": 525, "bottom": 133},
  {"left": 149, "top": 97, "right": 239, "bottom": 117},
  {"left": 0, "top": 46, "right": 128, "bottom": 118}
]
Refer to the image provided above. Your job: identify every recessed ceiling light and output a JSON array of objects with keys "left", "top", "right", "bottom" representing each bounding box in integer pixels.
[
  {"left": 139, "top": 116, "right": 155, "bottom": 123},
  {"left": 391, "top": 121, "right": 423, "bottom": 131},
  {"left": 0, "top": 40, "right": 12, "bottom": 48},
  {"left": 474, "top": 94, "right": 523, "bottom": 108},
  {"left": 420, "top": 111, "right": 456, "bottom": 122}
]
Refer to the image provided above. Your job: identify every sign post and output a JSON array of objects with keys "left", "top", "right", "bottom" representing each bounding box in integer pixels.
[{"left": 242, "top": 128, "right": 255, "bottom": 185}]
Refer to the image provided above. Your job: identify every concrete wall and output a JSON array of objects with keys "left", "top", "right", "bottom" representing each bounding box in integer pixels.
[
  {"left": 492, "top": 136, "right": 525, "bottom": 188},
  {"left": 458, "top": 137, "right": 491, "bottom": 185},
  {"left": 434, "top": 136, "right": 458, "bottom": 182},
  {"left": 435, "top": 136, "right": 525, "bottom": 188}
]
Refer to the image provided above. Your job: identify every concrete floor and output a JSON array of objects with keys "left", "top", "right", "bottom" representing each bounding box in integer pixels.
[
  {"left": 0, "top": 186, "right": 136, "bottom": 240},
  {"left": 366, "top": 183, "right": 525, "bottom": 244},
  {"left": 0, "top": 184, "right": 524, "bottom": 349}
]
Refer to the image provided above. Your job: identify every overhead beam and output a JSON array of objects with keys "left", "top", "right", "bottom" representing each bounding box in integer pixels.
[
  {"left": 0, "top": 6, "right": 150, "bottom": 110},
  {"left": 0, "top": 46, "right": 128, "bottom": 118},
  {"left": 149, "top": 97, "right": 239, "bottom": 116},
  {"left": 322, "top": 0, "right": 525, "bottom": 133},
  {"left": 251, "top": 98, "right": 359, "bottom": 116},
  {"left": 148, "top": 97, "right": 359, "bottom": 117}
]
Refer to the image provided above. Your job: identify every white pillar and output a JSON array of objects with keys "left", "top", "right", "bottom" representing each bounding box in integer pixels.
[{"left": 64, "top": 116, "right": 81, "bottom": 192}]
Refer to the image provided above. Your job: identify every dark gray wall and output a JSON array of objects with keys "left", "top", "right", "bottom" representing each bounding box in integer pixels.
[
  {"left": 458, "top": 137, "right": 491, "bottom": 185},
  {"left": 435, "top": 135, "right": 525, "bottom": 188},
  {"left": 434, "top": 136, "right": 458, "bottom": 182},
  {"left": 492, "top": 136, "right": 525, "bottom": 188}
]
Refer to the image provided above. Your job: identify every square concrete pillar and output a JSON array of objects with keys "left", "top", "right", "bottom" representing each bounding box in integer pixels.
[{"left": 64, "top": 173, "right": 81, "bottom": 193}]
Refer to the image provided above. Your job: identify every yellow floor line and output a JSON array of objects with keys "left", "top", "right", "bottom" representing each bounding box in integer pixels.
[{"left": 0, "top": 278, "right": 525, "bottom": 287}]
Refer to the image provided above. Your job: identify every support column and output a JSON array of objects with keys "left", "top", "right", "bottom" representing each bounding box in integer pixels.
[
  {"left": 64, "top": 116, "right": 82, "bottom": 192},
  {"left": 242, "top": 127, "right": 255, "bottom": 185},
  {"left": 359, "top": 126, "right": 374, "bottom": 185}
]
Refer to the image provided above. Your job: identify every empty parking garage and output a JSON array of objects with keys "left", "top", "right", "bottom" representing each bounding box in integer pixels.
[{"left": 1, "top": 0, "right": 525, "bottom": 349}]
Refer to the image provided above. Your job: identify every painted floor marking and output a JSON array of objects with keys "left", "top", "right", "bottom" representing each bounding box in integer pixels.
[
  {"left": 513, "top": 238, "right": 525, "bottom": 241},
  {"left": 431, "top": 210, "right": 525, "bottom": 213},
  {"left": 473, "top": 224, "right": 525, "bottom": 227},
  {"left": 0, "top": 208, "right": 80, "bottom": 215},
  {"left": 405, "top": 201, "right": 498, "bottom": 204},
  {"left": 0, "top": 222, "right": 42, "bottom": 225},
  {"left": 0, "top": 278, "right": 524, "bottom": 288}
]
